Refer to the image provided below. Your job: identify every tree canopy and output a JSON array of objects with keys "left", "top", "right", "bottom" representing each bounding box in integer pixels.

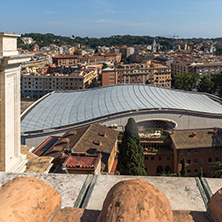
[
  {"left": 117, "top": 118, "right": 146, "bottom": 176},
  {"left": 173, "top": 72, "right": 200, "bottom": 91},
  {"left": 211, "top": 161, "right": 222, "bottom": 178},
  {"left": 211, "top": 72, "right": 222, "bottom": 97},
  {"left": 173, "top": 72, "right": 222, "bottom": 97},
  {"left": 180, "top": 157, "right": 187, "bottom": 177},
  {"left": 198, "top": 75, "right": 214, "bottom": 93},
  {"left": 18, "top": 33, "right": 174, "bottom": 50}
]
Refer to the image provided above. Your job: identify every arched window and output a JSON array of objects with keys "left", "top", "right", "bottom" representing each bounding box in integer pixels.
[
  {"left": 165, "top": 166, "right": 171, "bottom": 173},
  {"left": 156, "top": 165, "right": 163, "bottom": 174}
]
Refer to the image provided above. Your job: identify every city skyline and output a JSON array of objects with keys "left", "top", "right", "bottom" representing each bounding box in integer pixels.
[{"left": 1, "top": 0, "right": 222, "bottom": 38}]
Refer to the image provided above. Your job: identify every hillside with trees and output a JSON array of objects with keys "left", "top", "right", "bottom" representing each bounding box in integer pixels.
[{"left": 18, "top": 33, "right": 173, "bottom": 49}]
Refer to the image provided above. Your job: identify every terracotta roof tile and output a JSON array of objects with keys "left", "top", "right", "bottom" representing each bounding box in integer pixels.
[{"left": 170, "top": 128, "right": 222, "bottom": 149}]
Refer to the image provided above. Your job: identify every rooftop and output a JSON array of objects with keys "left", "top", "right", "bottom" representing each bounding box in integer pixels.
[
  {"left": 40, "top": 124, "right": 119, "bottom": 170},
  {"left": 0, "top": 173, "right": 221, "bottom": 221},
  {"left": 170, "top": 128, "right": 222, "bottom": 149},
  {"left": 21, "top": 85, "right": 222, "bottom": 133},
  {"left": 63, "top": 153, "right": 101, "bottom": 169}
]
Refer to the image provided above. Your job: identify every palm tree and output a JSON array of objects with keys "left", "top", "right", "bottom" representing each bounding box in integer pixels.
[{"left": 211, "top": 161, "right": 222, "bottom": 178}]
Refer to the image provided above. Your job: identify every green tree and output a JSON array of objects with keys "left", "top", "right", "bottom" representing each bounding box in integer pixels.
[
  {"left": 117, "top": 118, "right": 146, "bottom": 176},
  {"left": 198, "top": 75, "right": 214, "bottom": 93},
  {"left": 211, "top": 161, "right": 222, "bottom": 178},
  {"left": 180, "top": 157, "right": 187, "bottom": 177},
  {"left": 212, "top": 72, "right": 222, "bottom": 97},
  {"left": 102, "top": 63, "right": 108, "bottom": 69},
  {"left": 145, "top": 80, "right": 151, "bottom": 84},
  {"left": 174, "top": 72, "right": 200, "bottom": 91},
  {"left": 199, "top": 167, "right": 204, "bottom": 178}
]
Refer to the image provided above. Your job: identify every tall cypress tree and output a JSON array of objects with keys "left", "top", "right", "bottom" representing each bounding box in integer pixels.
[
  {"left": 180, "top": 157, "right": 187, "bottom": 177},
  {"left": 117, "top": 118, "right": 146, "bottom": 176}
]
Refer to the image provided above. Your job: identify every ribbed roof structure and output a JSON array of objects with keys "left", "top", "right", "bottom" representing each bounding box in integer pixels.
[{"left": 21, "top": 85, "right": 222, "bottom": 133}]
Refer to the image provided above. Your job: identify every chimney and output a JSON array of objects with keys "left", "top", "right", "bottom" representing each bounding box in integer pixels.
[
  {"left": 192, "top": 132, "right": 197, "bottom": 138},
  {"left": 169, "top": 131, "right": 174, "bottom": 135},
  {"left": 214, "top": 127, "right": 218, "bottom": 134}
]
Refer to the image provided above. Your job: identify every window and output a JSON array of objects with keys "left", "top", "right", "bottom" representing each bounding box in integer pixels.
[
  {"left": 158, "top": 157, "right": 162, "bottom": 161},
  {"left": 201, "top": 149, "right": 205, "bottom": 154},
  {"left": 187, "top": 169, "right": 191, "bottom": 174},
  {"left": 215, "top": 157, "right": 219, "bottom": 162},
  {"left": 187, "top": 159, "right": 191, "bottom": 165},
  {"left": 209, "top": 148, "right": 212, "bottom": 153},
  {"left": 208, "top": 158, "right": 212, "bottom": 163},
  {"left": 215, "top": 148, "right": 219, "bottom": 152},
  {"left": 145, "top": 156, "right": 148, "bottom": 161},
  {"left": 194, "top": 149, "right": 198, "bottom": 154},
  {"left": 194, "top": 159, "right": 198, "bottom": 164},
  {"left": 166, "top": 157, "right": 170, "bottom": 161},
  {"left": 180, "top": 150, "right": 184, "bottom": 155},
  {"left": 187, "top": 149, "right": 191, "bottom": 154},
  {"left": 194, "top": 169, "right": 198, "bottom": 174},
  {"left": 201, "top": 158, "right": 205, "bottom": 164},
  {"left": 151, "top": 157, "right": 155, "bottom": 161}
]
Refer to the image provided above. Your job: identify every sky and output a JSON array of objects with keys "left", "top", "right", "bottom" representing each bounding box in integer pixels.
[{"left": 1, "top": 0, "right": 222, "bottom": 38}]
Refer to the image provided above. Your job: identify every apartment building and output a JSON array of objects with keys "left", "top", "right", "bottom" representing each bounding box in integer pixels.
[
  {"left": 190, "top": 62, "right": 222, "bottom": 76},
  {"left": 171, "top": 60, "right": 191, "bottom": 76},
  {"left": 120, "top": 46, "right": 134, "bottom": 59},
  {"left": 142, "top": 137, "right": 174, "bottom": 176},
  {"left": 102, "top": 62, "right": 171, "bottom": 88},
  {"left": 142, "top": 128, "right": 222, "bottom": 177},
  {"left": 171, "top": 60, "right": 222, "bottom": 76},
  {"left": 171, "top": 128, "right": 222, "bottom": 177},
  {"left": 21, "top": 67, "right": 99, "bottom": 97},
  {"left": 52, "top": 53, "right": 122, "bottom": 66}
]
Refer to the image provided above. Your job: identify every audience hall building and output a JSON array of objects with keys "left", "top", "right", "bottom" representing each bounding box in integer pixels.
[{"left": 21, "top": 85, "right": 222, "bottom": 137}]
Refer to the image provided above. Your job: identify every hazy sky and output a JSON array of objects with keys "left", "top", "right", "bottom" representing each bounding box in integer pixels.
[{"left": 1, "top": 0, "right": 222, "bottom": 38}]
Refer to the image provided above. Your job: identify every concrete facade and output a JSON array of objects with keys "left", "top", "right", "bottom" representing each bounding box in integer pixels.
[
  {"left": 0, "top": 33, "right": 30, "bottom": 172},
  {"left": 101, "top": 110, "right": 222, "bottom": 130}
]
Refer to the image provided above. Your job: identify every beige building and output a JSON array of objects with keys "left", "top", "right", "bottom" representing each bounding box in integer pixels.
[
  {"left": 0, "top": 33, "right": 30, "bottom": 172},
  {"left": 21, "top": 67, "right": 99, "bottom": 97},
  {"left": 171, "top": 60, "right": 222, "bottom": 76},
  {"left": 102, "top": 62, "right": 171, "bottom": 88},
  {"left": 52, "top": 53, "right": 122, "bottom": 66}
]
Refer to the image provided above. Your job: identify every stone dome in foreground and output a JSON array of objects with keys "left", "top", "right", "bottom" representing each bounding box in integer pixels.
[
  {"left": 207, "top": 187, "right": 222, "bottom": 222},
  {"left": 97, "top": 179, "right": 173, "bottom": 222},
  {"left": 0, "top": 177, "right": 61, "bottom": 222}
]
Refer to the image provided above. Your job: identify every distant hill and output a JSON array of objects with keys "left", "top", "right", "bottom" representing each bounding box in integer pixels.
[
  {"left": 18, "top": 33, "right": 222, "bottom": 51},
  {"left": 18, "top": 33, "right": 172, "bottom": 50}
]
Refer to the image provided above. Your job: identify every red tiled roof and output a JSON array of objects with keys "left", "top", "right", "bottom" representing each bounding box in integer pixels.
[
  {"left": 63, "top": 154, "right": 100, "bottom": 168},
  {"left": 53, "top": 55, "right": 77, "bottom": 59}
]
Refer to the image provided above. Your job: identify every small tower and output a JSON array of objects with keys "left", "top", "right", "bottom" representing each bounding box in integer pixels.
[
  {"left": 0, "top": 33, "right": 30, "bottom": 172},
  {"left": 152, "top": 38, "right": 157, "bottom": 52}
]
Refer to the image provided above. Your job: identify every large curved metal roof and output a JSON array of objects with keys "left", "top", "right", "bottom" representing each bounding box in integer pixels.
[{"left": 21, "top": 85, "right": 222, "bottom": 133}]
